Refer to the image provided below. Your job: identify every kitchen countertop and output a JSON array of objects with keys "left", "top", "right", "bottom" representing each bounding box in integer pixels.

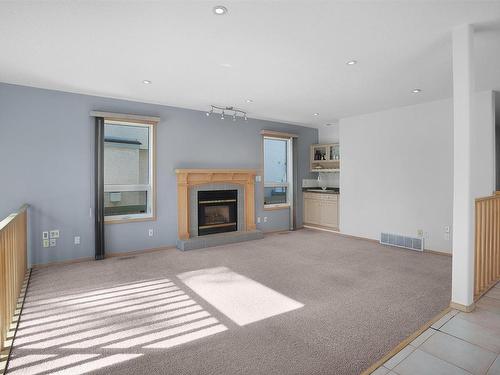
[{"left": 302, "top": 187, "right": 340, "bottom": 194}]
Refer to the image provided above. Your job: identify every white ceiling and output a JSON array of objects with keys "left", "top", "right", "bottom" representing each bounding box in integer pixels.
[{"left": 1, "top": 1, "right": 499, "bottom": 128}]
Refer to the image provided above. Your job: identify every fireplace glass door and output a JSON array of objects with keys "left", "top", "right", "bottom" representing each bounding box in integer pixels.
[{"left": 198, "top": 190, "right": 237, "bottom": 236}]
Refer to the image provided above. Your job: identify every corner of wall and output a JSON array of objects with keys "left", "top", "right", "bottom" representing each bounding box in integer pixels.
[{"left": 318, "top": 123, "right": 339, "bottom": 144}]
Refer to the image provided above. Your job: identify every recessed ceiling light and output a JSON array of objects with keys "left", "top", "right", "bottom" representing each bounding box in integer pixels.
[
  {"left": 220, "top": 63, "right": 232, "bottom": 68},
  {"left": 313, "top": 113, "right": 320, "bottom": 116},
  {"left": 346, "top": 60, "right": 357, "bottom": 65},
  {"left": 142, "top": 80, "right": 152, "bottom": 84},
  {"left": 213, "top": 5, "right": 228, "bottom": 15},
  {"left": 246, "top": 99, "right": 253, "bottom": 103},
  {"left": 412, "top": 88, "right": 422, "bottom": 93}
]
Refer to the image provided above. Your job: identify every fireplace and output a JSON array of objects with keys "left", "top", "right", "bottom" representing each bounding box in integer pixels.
[{"left": 198, "top": 190, "right": 237, "bottom": 236}]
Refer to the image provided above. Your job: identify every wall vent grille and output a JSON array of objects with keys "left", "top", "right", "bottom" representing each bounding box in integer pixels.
[{"left": 380, "top": 233, "right": 423, "bottom": 252}]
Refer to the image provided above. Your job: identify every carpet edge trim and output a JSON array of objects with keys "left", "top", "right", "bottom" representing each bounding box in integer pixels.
[{"left": 360, "top": 305, "right": 452, "bottom": 375}]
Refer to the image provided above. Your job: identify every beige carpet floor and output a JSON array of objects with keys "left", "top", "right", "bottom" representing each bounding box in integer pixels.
[{"left": 8, "top": 229, "right": 452, "bottom": 375}]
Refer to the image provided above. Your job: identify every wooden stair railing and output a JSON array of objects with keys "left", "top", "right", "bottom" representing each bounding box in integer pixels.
[
  {"left": 474, "top": 193, "right": 500, "bottom": 298},
  {"left": 0, "top": 205, "right": 29, "bottom": 353}
]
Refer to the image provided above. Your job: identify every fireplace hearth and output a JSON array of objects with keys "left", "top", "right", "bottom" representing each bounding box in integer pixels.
[{"left": 198, "top": 190, "right": 237, "bottom": 236}]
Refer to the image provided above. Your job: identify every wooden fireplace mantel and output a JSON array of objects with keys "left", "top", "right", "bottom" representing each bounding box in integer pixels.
[{"left": 175, "top": 169, "right": 257, "bottom": 240}]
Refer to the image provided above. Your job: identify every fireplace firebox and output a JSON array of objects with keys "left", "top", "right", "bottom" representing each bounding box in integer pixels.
[{"left": 198, "top": 190, "right": 237, "bottom": 236}]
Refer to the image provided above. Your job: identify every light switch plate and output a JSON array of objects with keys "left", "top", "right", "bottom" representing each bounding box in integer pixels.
[
  {"left": 50, "top": 230, "right": 60, "bottom": 239},
  {"left": 255, "top": 175, "right": 262, "bottom": 182},
  {"left": 49, "top": 238, "right": 56, "bottom": 247},
  {"left": 148, "top": 229, "right": 154, "bottom": 237},
  {"left": 42, "top": 239, "right": 50, "bottom": 248},
  {"left": 42, "top": 231, "right": 49, "bottom": 240},
  {"left": 74, "top": 236, "right": 80, "bottom": 245}
]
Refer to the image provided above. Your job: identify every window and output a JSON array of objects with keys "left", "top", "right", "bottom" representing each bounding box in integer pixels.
[
  {"left": 104, "top": 120, "right": 155, "bottom": 222},
  {"left": 263, "top": 136, "right": 292, "bottom": 208}
]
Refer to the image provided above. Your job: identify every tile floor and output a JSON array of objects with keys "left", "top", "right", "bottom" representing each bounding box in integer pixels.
[{"left": 372, "top": 282, "right": 500, "bottom": 375}]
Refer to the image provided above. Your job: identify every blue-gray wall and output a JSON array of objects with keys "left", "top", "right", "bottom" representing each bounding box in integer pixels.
[{"left": 0, "top": 83, "right": 318, "bottom": 265}]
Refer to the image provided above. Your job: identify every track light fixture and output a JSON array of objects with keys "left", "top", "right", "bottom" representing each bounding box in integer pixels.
[{"left": 206, "top": 105, "right": 248, "bottom": 122}]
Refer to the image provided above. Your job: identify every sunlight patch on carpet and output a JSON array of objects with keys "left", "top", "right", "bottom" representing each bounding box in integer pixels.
[
  {"left": 10, "top": 277, "right": 228, "bottom": 374},
  {"left": 7, "top": 354, "right": 99, "bottom": 375},
  {"left": 177, "top": 266, "right": 304, "bottom": 326},
  {"left": 51, "top": 354, "right": 143, "bottom": 375}
]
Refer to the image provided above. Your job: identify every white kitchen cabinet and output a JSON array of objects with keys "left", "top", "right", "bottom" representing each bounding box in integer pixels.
[
  {"left": 304, "top": 195, "right": 321, "bottom": 225},
  {"left": 303, "top": 192, "right": 339, "bottom": 229},
  {"left": 320, "top": 200, "right": 338, "bottom": 228}
]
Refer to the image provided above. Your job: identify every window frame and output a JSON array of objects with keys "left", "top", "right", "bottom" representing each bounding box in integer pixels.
[
  {"left": 263, "top": 135, "right": 293, "bottom": 210},
  {"left": 103, "top": 119, "right": 157, "bottom": 224}
]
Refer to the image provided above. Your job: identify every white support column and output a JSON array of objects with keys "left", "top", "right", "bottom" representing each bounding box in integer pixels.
[{"left": 451, "top": 24, "right": 475, "bottom": 311}]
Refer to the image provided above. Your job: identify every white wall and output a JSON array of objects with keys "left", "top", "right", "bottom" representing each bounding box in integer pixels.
[
  {"left": 340, "top": 98, "right": 454, "bottom": 252},
  {"left": 338, "top": 92, "right": 496, "bottom": 253}
]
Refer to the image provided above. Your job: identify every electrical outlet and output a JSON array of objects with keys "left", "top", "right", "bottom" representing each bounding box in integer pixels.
[
  {"left": 257, "top": 217, "right": 261, "bottom": 223},
  {"left": 49, "top": 238, "right": 56, "bottom": 247},
  {"left": 42, "top": 239, "right": 50, "bottom": 248},
  {"left": 417, "top": 229, "right": 424, "bottom": 237},
  {"left": 148, "top": 229, "right": 154, "bottom": 237},
  {"left": 50, "top": 230, "right": 60, "bottom": 239},
  {"left": 74, "top": 236, "right": 80, "bottom": 245},
  {"left": 263, "top": 216, "right": 268, "bottom": 223},
  {"left": 42, "top": 231, "right": 49, "bottom": 240}
]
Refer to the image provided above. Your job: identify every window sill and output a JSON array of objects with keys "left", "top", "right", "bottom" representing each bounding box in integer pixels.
[
  {"left": 105, "top": 216, "right": 156, "bottom": 224},
  {"left": 263, "top": 204, "right": 290, "bottom": 211}
]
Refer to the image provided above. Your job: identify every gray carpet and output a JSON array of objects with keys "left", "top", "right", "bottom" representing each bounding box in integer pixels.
[{"left": 8, "top": 229, "right": 452, "bottom": 375}]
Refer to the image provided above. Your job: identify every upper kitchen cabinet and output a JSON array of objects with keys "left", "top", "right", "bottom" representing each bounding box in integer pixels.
[{"left": 310, "top": 143, "right": 340, "bottom": 172}]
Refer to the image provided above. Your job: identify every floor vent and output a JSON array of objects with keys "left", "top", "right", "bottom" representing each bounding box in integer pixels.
[{"left": 380, "top": 233, "right": 423, "bottom": 252}]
